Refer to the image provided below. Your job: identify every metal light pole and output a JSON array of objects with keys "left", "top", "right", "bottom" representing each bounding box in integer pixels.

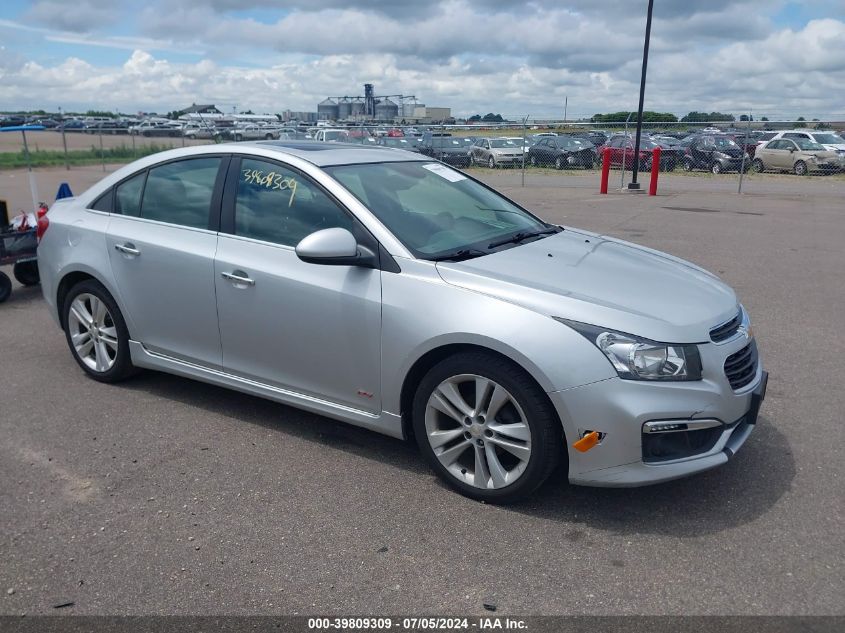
[{"left": 629, "top": 0, "right": 654, "bottom": 190}]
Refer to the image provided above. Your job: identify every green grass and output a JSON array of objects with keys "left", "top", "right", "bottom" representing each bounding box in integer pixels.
[{"left": 0, "top": 143, "right": 174, "bottom": 169}]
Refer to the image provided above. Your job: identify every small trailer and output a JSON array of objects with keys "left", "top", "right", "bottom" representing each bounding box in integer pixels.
[{"left": 0, "top": 226, "right": 39, "bottom": 303}]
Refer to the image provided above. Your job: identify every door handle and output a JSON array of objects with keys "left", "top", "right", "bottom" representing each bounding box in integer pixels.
[
  {"left": 114, "top": 243, "right": 140, "bottom": 256},
  {"left": 221, "top": 271, "right": 255, "bottom": 286}
]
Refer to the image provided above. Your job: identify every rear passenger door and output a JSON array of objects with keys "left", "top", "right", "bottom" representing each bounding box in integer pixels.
[
  {"left": 105, "top": 155, "right": 228, "bottom": 368},
  {"left": 213, "top": 156, "right": 382, "bottom": 413}
]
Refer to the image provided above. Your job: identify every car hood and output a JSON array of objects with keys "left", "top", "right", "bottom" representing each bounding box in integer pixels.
[{"left": 435, "top": 229, "right": 739, "bottom": 343}]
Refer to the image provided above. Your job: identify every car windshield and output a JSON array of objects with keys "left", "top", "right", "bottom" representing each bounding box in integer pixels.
[
  {"left": 325, "top": 161, "right": 551, "bottom": 260},
  {"left": 795, "top": 139, "right": 826, "bottom": 151},
  {"left": 812, "top": 133, "right": 844, "bottom": 144},
  {"left": 712, "top": 137, "right": 739, "bottom": 148},
  {"left": 490, "top": 139, "right": 519, "bottom": 148}
]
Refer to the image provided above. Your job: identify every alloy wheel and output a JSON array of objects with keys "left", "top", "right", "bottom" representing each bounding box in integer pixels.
[
  {"left": 67, "top": 293, "right": 119, "bottom": 373},
  {"left": 424, "top": 374, "right": 531, "bottom": 490}
]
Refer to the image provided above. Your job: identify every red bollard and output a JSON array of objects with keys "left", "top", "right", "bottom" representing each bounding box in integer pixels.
[
  {"left": 600, "top": 147, "right": 611, "bottom": 194},
  {"left": 648, "top": 146, "right": 662, "bottom": 196}
]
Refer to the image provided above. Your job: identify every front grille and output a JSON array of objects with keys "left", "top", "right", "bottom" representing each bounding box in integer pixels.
[
  {"left": 710, "top": 313, "right": 742, "bottom": 343},
  {"left": 724, "top": 341, "right": 758, "bottom": 390}
]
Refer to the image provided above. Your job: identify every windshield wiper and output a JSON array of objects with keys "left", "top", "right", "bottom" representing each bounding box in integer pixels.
[
  {"left": 488, "top": 227, "right": 560, "bottom": 250},
  {"left": 431, "top": 248, "right": 489, "bottom": 262}
]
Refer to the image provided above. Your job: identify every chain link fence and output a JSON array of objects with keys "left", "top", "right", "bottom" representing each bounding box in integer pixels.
[{"left": 2, "top": 115, "right": 844, "bottom": 206}]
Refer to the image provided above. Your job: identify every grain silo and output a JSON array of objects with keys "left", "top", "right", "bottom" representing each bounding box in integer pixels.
[
  {"left": 337, "top": 97, "right": 352, "bottom": 120},
  {"left": 317, "top": 98, "right": 338, "bottom": 120},
  {"left": 350, "top": 98, "right": 365, "bottom": 118},
  {"left": 375, "top": 97, "right": 399, "bottom": 121}
]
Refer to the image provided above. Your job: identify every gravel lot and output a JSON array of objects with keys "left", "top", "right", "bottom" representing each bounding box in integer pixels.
[{"left": 0, "top": 164, "right": 843, "bottom": 616}]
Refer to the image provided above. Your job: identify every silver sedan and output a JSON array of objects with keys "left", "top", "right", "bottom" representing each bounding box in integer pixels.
[{"left": 37, "top": 141, "right": 766, "bottom": 503}]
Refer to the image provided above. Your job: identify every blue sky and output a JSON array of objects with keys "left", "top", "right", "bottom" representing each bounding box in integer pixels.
[{"left": 1, "top": 1, "right": 843, "bottom": 118}]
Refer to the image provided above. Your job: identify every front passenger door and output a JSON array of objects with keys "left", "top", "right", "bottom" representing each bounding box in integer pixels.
[{"left": 213, "top": 156, "right": 383, "bottom": 413}]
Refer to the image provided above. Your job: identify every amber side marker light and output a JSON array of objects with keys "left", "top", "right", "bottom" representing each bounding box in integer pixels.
[{"left": 573, "top": 431, "right": 601, "bottom": 453}]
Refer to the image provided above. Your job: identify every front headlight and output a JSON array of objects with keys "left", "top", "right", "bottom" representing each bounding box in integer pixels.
[{"left": 556, "top": 319, "right": 702, "bottom": 381}]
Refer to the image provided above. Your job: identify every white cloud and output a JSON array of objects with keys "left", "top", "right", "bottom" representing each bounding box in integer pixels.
[{"left": 1, "top": 1, "right": 843, "bottom": 119}]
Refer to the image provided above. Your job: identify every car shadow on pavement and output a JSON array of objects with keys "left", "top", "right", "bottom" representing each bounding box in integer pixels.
[
  {"left": 121, "top": 373, "right": 793, "bottom": 537},
  {"left": 516, "top": 415, "right": 795, "bottom": 536},
  {"left": 119, "top": 371, "right": 429, "bottom": 475}
]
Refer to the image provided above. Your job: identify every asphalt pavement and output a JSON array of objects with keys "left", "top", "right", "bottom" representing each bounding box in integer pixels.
[{"left": 0, "top": 169, "right": 843, "bottom": 616}]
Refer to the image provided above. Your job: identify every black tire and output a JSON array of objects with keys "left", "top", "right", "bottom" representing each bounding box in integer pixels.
[
  {"left": 529, "top": 154, "right": 537, "bottom": 167},
  {"left": 683, "top": 158, "right": 694, "bottom": 172},
  {"left": 13, "top": 261, "right": 40, "bottom": 286},
  {"left": 554, "top": 156, "right": 564, "bottom": 170},
  {"left": 752, "top": 159, "right": 765, "bottom": 173},
  {"left": 794, "top": 160, "right": 807, "bottom": 176},
  {"left": 711, "top": 161, "right": 722, "bottom": 174},
  {"left": 412, "top": 351, "right": 563, "bottom": 504},
  {"left": 0, "top": 272, "right": 11, "bottom": 304},
  {"left": 62, "top": 280, "right": 138, "bottom": 383},
  {"left": 235, "top": 134, "right": 243, "bottom": 142},
  {"left": 488, "top": 156, "right": 496, "bottom": 169},
  {"left": 264, "top": 133, "right": 274, "bottom": 140}
]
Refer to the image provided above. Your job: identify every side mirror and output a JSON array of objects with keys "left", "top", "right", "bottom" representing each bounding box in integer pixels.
[
  {"left": 295, "top": 228, "right": 376, "bottom": 268},
  {"left": 788, "top": 147, "right": 797, "bottom": 152}
]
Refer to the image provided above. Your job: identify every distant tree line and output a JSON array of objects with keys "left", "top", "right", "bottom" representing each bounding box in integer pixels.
[
  {"left": 469, "top": 113, "right": 505, "bottom": 122},
  {"left": 591, "top": 111, "right": 678, "bottom": 123}
]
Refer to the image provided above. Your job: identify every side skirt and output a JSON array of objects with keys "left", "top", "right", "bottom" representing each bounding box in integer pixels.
[{"left": 128, "top": 341, "right": 405, "bottom": 439}]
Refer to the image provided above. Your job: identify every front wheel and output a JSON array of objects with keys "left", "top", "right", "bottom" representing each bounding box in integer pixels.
[
  {"left": 0, "top": 272, "right": 11, "bottom": 303},
  {"left": 63, "top": 280, "right": 137, "bottom": 383},
  {"left": 752, "top": 158, "right": 765, "bottom": 173},
  {"left": 554, "top": 156, "right": 564, "bottom": 170},
  {"left": 683, "top": 159, "right": 694, "bottom": 172},
  {"left": 794, "top": 160, "right": 808, "bottom": 176},
  {"left": 413, "top": 352, "right": 562, "bottom": 504},
  {"left": 711, "top": 161, "right": 723, "bottom": 174},
  {"left": 488, "top": 156, "right": 496, "bottom": 169},
  {"left": 529, "top": 155, "right": 537, "bottom": 167}
]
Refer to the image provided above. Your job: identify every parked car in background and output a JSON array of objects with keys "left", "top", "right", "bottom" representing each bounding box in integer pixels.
[
  {"left": 602, "top": 136, "right": 671, "bottom": 171},
  {"left": 37, "top": 142, "right": 766, "bottom": 503},
  {"left": 313, "top": 128, "right": 350, "bottom": 142},
  {"left": 752, "top": 138, "right": 841, "bottom": 175},
  {"left": 647, "top": 136, "right": 685, "bottom": 170},
  {"left": 32, "top": 118, "right": 60, "bottom": 128},
  {"left": 682, "top": 135, "right": 750, "bottom": 174},
  {"left": 129, "top": 120, "right": 181, "bottom": 137},
  {"left": 377, "top": 137, "right": 421, "bottom": 152},
  {"left": 527, "top": 136, "right": 595, "bottom": 169},
  {"left": 769, "top": 130, "right": 845, "bottom": 167},
  {"left": 56, "top": 119, "right": 86, "bottom": 132},
  {"left": 470, "top": 137, "right": 524, "bottom": 168},
  {"left": 418, "top": 133, "right": 473, "bottom": 167},
  {"left": 574, "top": 131, "right": 608, "bottom": 149},
  {"left": 182, "top": 123, "right": 220, "bottom": 140},
  {"left": 231, "top": 125, "right": 279, "bottom": 141},
  {"left": 84, "top": 120, "right": 130, "bottom": 135},
  {"left": 0, "top": 115, "right": 27, "bottom": 127}
]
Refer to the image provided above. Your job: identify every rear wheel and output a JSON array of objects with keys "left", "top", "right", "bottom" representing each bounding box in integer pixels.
[
  {"left": 13, "top": 261, "right": 39, "bottom": 286},
  {"left": 555, "top": 156, "right": 564, "bottom": 170},
  {"left": 683, "top": 158, "right": 694, "bottom": 172},
  {"left": 529, "top": 154, "right": 537, "bottom": 167},
  {"left": 413, "top": 352, "right": 562, "bottom": 504},
  {"left": 488, "top": 156, "right": 496, "bottom": 169},
  {"left": 752, "top": 158, "right": 765, "bottom": 173},
  {"left": 63, "top": 280, "right": 137, "bottom": 383},
  {"left": 234, "top": 134, "right": 243, "bottom": 141},
  {"left": 794, "top": 160, "right": 808, "bottom": 176}
]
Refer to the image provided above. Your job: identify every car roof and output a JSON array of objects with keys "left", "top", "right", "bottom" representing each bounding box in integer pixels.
[{"left": 236, "top": 140, "right": 428, "bottom": 166}]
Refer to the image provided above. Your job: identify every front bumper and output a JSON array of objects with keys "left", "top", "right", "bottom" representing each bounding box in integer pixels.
[{"left": 548, "top": 337, "right": 767, "bottom": 487}]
